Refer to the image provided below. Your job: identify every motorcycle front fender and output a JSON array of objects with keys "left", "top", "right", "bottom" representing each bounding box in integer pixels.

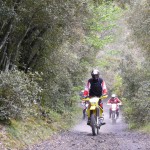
[{"left": 90, "top": 106, "right": 96, "bottom": 110}]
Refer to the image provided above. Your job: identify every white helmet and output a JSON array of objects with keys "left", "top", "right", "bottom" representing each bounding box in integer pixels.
[
  {"left": 111, "top": 94, "right": 116, "bottom": 98},
  {"left": 92, "top": 69, "right": 99, "bottom": 75},
  {"left": 91, "top": 69, "right": 100, "bottom": 80}
]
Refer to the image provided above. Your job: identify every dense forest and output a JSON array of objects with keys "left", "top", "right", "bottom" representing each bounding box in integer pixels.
[
  {"left": 120, "top": 0, "right": 150, "bottom": 128},
  {"left": 0, "top": 0, "right": 121, "bottom": 121},
  {"left": 0, "top": 0, "right": 149, "bottom": 148}
]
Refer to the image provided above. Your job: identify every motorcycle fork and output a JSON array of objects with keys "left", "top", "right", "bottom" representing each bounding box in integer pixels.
[
  {"left": 90, "top": 110, "right": 93, "bottom": 117},
  {"left": 96, "top": 108, "right": 100, "bottom": 126}
]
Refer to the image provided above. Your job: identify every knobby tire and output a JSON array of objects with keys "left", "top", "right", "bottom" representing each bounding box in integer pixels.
[{"left": 91, "top": 114, "right": 96, "bottom": 136}]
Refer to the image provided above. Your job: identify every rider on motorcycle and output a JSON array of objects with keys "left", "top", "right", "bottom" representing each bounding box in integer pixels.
[
  {"left": 83, "top": 69, "right": 108, "bottom": 125},
  {"left": 107, "top": 94, "right": 122, "bottom": 118}
]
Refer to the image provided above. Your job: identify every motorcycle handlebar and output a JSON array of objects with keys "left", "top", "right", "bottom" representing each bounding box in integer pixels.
[
  {"left": 107, "top": 102, "right": 122, "bottom": 105},
  {"left": 82, "top": 95, "right": 108, "bottom": 101}
]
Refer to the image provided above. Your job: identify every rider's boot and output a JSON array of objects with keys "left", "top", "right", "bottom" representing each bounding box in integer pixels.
[
  {"left": 100, "top": 115, "right": 106, "bottom": 125},
  {"left": 83, "top": 109, "right": 86, "bottom": 119},
  {"left": 101, "top": 122, "right": 106, "bottom": 125}
]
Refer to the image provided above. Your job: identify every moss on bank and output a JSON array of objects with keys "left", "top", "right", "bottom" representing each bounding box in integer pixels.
[{"left": 0, "top": 107, "right": 82, "bottom": 150}]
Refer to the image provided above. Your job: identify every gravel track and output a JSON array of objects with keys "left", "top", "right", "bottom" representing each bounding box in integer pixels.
[{"left": 26, "top": 102, "right": 150, "bottom": 150}]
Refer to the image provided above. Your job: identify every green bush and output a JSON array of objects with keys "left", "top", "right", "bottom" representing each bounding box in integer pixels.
[
  {"left": 121, "top": 55, "right": 150, "bottom": 127},
  {"left": 0, "top": 69, "right": 42, "bottom": 120},
  {"left": 120, "top": 0, "right": 150, "bottom": 128}
]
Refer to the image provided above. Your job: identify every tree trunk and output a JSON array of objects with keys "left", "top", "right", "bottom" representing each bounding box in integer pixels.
[{"left": 0, "top": 20, "right": 13, "bottom": 51}]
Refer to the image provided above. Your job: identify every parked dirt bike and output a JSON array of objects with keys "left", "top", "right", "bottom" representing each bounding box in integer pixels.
[
  {"left": 81, "top": 101, "right": 89, "bottom": 119},
  {"left": 107, "top": 103, "right": 122, "bottom": 123},
  {"left": 82, "top": 95, "right": 108, "bottom": 136}
]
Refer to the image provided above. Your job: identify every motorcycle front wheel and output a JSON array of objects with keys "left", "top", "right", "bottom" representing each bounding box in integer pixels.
[
  {"left": 96, "top": 108, "right": 100, "bottom": 135},
  {"left": 112, "top": 111, "right": 116, "bottom": 124},
  {"left": 91, "top": 114, "right": 96, "bottom": 136}
]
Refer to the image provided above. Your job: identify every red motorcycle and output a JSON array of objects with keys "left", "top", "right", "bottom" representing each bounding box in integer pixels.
[{"left": 107, "top": 102, "right": 122, "bottom": 123}]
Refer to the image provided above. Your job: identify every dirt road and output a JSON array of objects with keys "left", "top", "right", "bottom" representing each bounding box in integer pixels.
[{"left": 27, "top": 101, "right": 150, "bottom": 150}]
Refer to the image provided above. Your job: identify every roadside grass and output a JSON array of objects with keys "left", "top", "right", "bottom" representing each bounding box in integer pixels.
[
  {"left": 128, "top": 122, "right": 150, "bottom": 134},
  {"left": 0, "top": 107, "right": 82, "bottom": 150},
  {"left": 139, "top": 123, "right": 150, "bottom": 133}
]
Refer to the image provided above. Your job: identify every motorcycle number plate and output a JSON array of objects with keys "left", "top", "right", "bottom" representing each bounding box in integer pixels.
[{"left": 112, "top": 104, "right": 117, "bottom": 111}]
